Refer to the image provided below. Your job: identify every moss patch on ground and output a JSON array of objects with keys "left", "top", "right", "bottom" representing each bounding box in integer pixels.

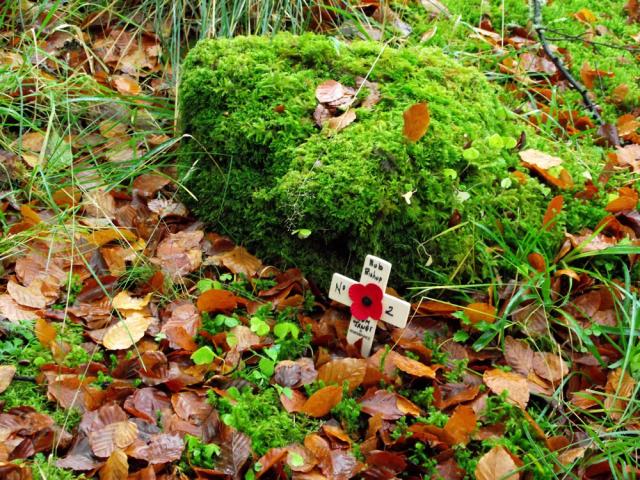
[{"left": 179, "top": 33, "right": 609, "bottom": 286}]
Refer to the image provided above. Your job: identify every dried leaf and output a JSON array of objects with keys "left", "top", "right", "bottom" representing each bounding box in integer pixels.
[
  {"left": 208, "top": 246, "right": 262, "bottom": 277},
  {"left": 300, "top": 385, "right": 343, "bottom": 417},
  {"left": 464, "top": 303, "right": 496, "bottom": 325},
  {"left": 527, "top": 253, "right": 546, "bottom": 272},
  {"left": 112, "top": 75, "right": 141, "bottom": 95},
  {"left": 403, "top": 103, "right": 430, "bottom": 142},
  {"left": 475, "top": 446, "right": 520, "bottom": 480},
  {"left": 154, "top": 231, "right": 204, "bottom": 279},
  {"left": 35, "top": 318, "right": 58, "bottom": 347},
  {"left": 326, "top": 110, "right": 356, "bottom": 131},
  {"left": 0, "top": 294, "right": 38, "bottom": 322},
  {"left": 317, "top": 358, "right": 366, "bottom": 392},
  {"left": 580, "top": 62, "right": 614, "bottom": 90},
  {"left": 126, "top": 433, "right": 184, "bottom": 464},
  {"left": 443, "top": 405, "right": 476, "bottom": 445},
  {"left": 0, "top": 365, "right": 16, "bottom": 394},
  {"left": 7, "top": 280, "right": 48, "bottom": 309},
  {"left": 196, "top": 289, "right": 238, "bottom": 313},
  {"left": 604, "top": 367, "right": 636, "bottom": 420},
  {"left": 102, "top": 313, "right": 153, "bottom": 350},
  {"left": 542, "top": 195, "right": 563, "bottom": 231},
  {"left": 504, "top": 336, "right": 533, "bottom": 376},
  {"left": 112, "top": 291, "right": 152, "bottom": 312},
  {"left": 532, "top": 352, "right": 568, "bottom": 383},
  {"left": 519, "top": 149, "right": 563, "bottom": 169},
  {"left": 316, "top": 80, "right": 345, "bottom": 103},
  {"left": 483, "top": 369, "right": 529, "bottom": 409},
  {"left": 90, "top": 421, "right": 138, "bottom": 457},
  {"left": 391, "top": 352, "right": 437, "bottom": 378},
  {"left": 100, "top": 449, "right": 128, "bottom": 480}
]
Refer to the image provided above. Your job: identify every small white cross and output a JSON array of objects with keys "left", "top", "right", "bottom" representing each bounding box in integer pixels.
[{"left": 329, "top": 255, "right": 410, "bottom": 357}]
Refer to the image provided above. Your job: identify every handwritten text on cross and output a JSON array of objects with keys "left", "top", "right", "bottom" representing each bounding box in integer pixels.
[{"left": 329, "top": 255, "right": 410, "bottom": 356}]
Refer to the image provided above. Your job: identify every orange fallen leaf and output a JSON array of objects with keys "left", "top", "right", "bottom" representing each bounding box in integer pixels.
[
  {"left": 403, "top": 103, "right": 430, "bottom": 142},
  {"left": 527, "top": 252, "right": 546, "bottom": 272},
  {"left": 605, "top": 187, "right": 638, "bottom": 213},
  {"left": 35, "top": 318, "right": 58, "bottom": 347},
  {"left": 390, "top": 352, "right": 437, "bottom": 379},
  {"left": 300, "top": 385, "right": 343, "bottom": 418},
  {"left": 112, "top": 75, "right": 141, "bottom": 95},
  {"left": 542, "top": 195, "right": 563, "bottom": 231},
  {"left": 99, "top": 449, "right": 128, "bottom": 480},
  {"left": 483, "top": 368, "right": 529, "bottom": 409},
  {"left": 580, "top": 61, "right": 614, "bottom": 90},
  {"left": 443, "top": 405, "right": 476, "bottom": 445},
  {"left": 464, "top": 302, "right": 496, "bottom": 325},
  {"left": 326, "top": 110, "right": 356, "bottom": 131},
  {"left": 196, "top": 289, "right": 238, "bottom": 313},
  {"left": 317, "top": 358, "right": 366, "bottom": 392}
]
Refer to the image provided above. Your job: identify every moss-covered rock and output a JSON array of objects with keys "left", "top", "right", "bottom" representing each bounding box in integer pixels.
[{"left": 178, "top": 33, "right": 605, "bottom": 286}]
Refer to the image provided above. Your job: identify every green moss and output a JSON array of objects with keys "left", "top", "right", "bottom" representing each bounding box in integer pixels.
[
  {"left": 31, "top": 454, "right": 87, "bottom": 480},
  {"left": 212, "top": 387, "right": 320, "bottom": 456},
  {"left": 179, "top": 33, "right": 610, "bottom": 286}
]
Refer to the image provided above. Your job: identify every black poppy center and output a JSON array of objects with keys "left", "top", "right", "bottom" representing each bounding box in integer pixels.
[{"left": 361, "top": 296, "right": 373, "bottom": 307}]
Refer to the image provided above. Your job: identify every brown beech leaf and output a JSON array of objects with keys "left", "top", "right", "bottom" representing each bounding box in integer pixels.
[
  {"left": 580, "top": 61, "right": 614, "bottom": 90},
  {"left": 102, "top": 313, "right": 153, "bottom": 350},
  {"left": 208, "top": 246, "right": 262, "bottom": 277},
  {"left": 0, "top": 365, "right": 16, "bottom": 394},
  {"left": 90, "top": 421, "right": 139, "bottom": 457},
  {"left": 443, "top": 405, "right": 477, "bottom": 445},
  {"left": 161, "top": 301, "right": 201, "bottom": 351},
  {"left": 255, "top": 448, "right": 289, "bottom": 478},
  {"left": 126, "top": 433, "right": 184, "bottom": 464},
  {"left": 542, "top": 195, "right": 563, "bottom": 231},
  {"left": 273, "top": 358, "right": 317, "bottom": 388},
  {"left": 390, "top": 352, "right": 437, "bottom": 378},
  {"left": 124, "top": 387, "right": 171, "bottom": 424},
  {"left": 112, "top": 291, "right": 152, "bottom": 312},
  {"left": 518, "top": 149, "right": 563, "bottom": 170},
  {"left": 504, "top": 336, "right": 533, "bottom": 376},
  {"left": 327, "top": 110, "right": 356, "bottom": 132},
  {"left": 403, "top": 103, "right": 430, "bottom": 142},
  {"left": 464, "top": 303, "right": 496, "bottom": 325},
  {"left": 604, "top": 367, "right": 636, "bottom": 420},
  {"left": 35, "top": 318, "right": 58, "bottom": 347},
  {"left": 300, "top": 385, "right": 343, "bottom": 417},
  {"left": 532, "top": 352, "right": 568, "bottom": 383},
  {"left": 217, "top": 427, "right": 252, "bottom": 478},
  {"left": 154, "top": 230, "right": 204, "bottom": 279},
  {"left": 7, "top": 280, "right": 48, "bottom": 308},
  {"left": 475, "top": 446, "right": 520, "bottom": 480},
  {"left": 360, "top": 389, "right": 421, "bottom": 420},
  {"left": 317, "top": 358, "right": 366, "bottom": 392},
  {"left": 112, "top": 75, "right": 141, "bottom": 95},
  {"left": 196, "top": 289, "right": 238, "bottom": 313},
  {"left": 316, "top": 80, "right": 345, "bottom": 103},
  {"left": 132, "top": 174, "right": 171, "bottom": 197},
  {"left": 99, "top": 449, "right": 128, "bottom": 480},
  {"left": 279, "top": 388, "right": 307, "bottom": 413},
  {"left": 527, "top": 252, "right": 546, "bottom": 272},
  {"left": 0, "top": 294, "right": 38, "bottom": 322},
  {"left": 483, "top": 369, "right": 529, "bottom": 409},
  {"left": 605, "top": 187, "right": 638, "bottom": 213}
]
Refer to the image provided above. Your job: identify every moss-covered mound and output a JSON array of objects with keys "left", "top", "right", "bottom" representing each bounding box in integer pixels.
[{"left": 178, "top": 33, "right": 604, "bottom": 286}]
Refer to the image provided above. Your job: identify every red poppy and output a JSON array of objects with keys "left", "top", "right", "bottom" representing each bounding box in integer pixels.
[{"left": 348, "top": 283, "right": 383, "bottom": 321}]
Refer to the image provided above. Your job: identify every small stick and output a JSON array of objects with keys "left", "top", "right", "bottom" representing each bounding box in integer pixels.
[{"left": 531, "top": 0, "right": 604, "bottom": 126}]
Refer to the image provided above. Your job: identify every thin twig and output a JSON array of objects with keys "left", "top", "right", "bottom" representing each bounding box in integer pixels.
[
  {"left": 531, "top": 0, "right": 604, "bottom": 126},
  {"left": 545, "top": 28, "right": 640, "bottom": 53}
]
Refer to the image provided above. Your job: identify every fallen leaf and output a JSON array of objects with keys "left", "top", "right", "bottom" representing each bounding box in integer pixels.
[
  {"left": 317, "top": 358, "right": 366, "bottom": 392},
  {"left": 326, "top": 110, "right": 356, "bottom": 131},
  {"left": 390, "top": 352, "right": 437, "bottom": 378},
  {"left": 90, "top": 421, "right": 138, "bottom": 457},
  {"left": 483, "top": 368, "right": 529, "bottom": 409},
  {"left": 519, "top": 149, "right": 563, "bottom": 169},
  {"left": 112, "top": 291, "right": 152, "bottom": 312},
  {"left": 580, "top": 61, "right": 614, "bottom": 90},
  {"left": 154, "top": 231, "right": 204, "bottom": 278},
  {"left": 605, "top": 187, "right": 638, "bottom": 213},
  {"left": 316, "top": 80, "right": 345, "bottom": 103},
  {"left": 542, "top": 195, "right": 563, "bottom": 231},
  {"left": 100, "top": 449, "right": 128, "bottom": 480},
  {"left": 7, "top": 280, "right": 48, "bottom": 309},
  {"left": 403, "top": 103, "right": 430, "bottom": 142},
  {"left": 300, "top": 385, "right": 343, "bottom": 417},
  {"left": 604, "top": 367, "right": 636, "bottom": 420},
  {"left": 527, "top": 252, "right": 546, "bottom": 272},
  {"left": 464, "top": 303, "right": 496, "bottom": 325},
  {"left": 443, "top": 405, "right": 476, "bottom": 445},
  {"left": 112, "top": 75, "right": 141, "bottom": 95},
  {"left": 0, "top": 294, "right": 39, "bottom": 322},
  {"left": 207, "top": 246, "right": 262, "bottom": 277},
  {"left": 0, "top": 365, "right": 16, "bottom": 394},
  {"left": 196, "top": 289, "right": 238, "bottom": 313},
  {"left": 103, "top": 313, "right": 153, "bottom": 350},
  {"left": 35, "top": 318, "right": 58, "bottom": 347},
  {"left": 532, "top": 352, "right": 568, "bottom": 383},
  {"left": 475, "top": 446, "right": 520, "bottom": 480}
]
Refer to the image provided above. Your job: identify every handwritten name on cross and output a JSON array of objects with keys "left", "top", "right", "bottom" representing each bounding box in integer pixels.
[{"left": 329, "top": 255, "right": 410, "bottom": 357}]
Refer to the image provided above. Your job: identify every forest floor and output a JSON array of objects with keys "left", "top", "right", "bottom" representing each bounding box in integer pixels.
[{"left": 0, "top": 1, "right": 640, "bottom": 479}]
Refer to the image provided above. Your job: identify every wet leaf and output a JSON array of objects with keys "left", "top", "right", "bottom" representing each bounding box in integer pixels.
[
  {"left": 483, "top": 369, "right": 529, "bottom": 409},
  {"left": 154, "top": 231, "right": 204, "bottom": 279},
  {"left": 403, "top": 103, "right": 430, "bottom": 142},
  {"left": 90, "top": 421, "right": 138, "bottom": 457},
  {"left": 127, "top": 433, "right": 184, "bottom": 464},
  {"left": 35, "top": 318, "right": 58, "bottom": 347},
  {"left": 300, "top": 385, "right": 343, "bottom": 417}
]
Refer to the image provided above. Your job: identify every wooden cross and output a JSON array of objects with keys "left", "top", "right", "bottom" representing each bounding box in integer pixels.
[{"left": 329, "top": 255, "right": 410, "bottom": 357}]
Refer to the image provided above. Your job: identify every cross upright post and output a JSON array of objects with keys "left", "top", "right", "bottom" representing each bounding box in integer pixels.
[{"left": 329, "top": 255, "right": 410, "bottom": 356}]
